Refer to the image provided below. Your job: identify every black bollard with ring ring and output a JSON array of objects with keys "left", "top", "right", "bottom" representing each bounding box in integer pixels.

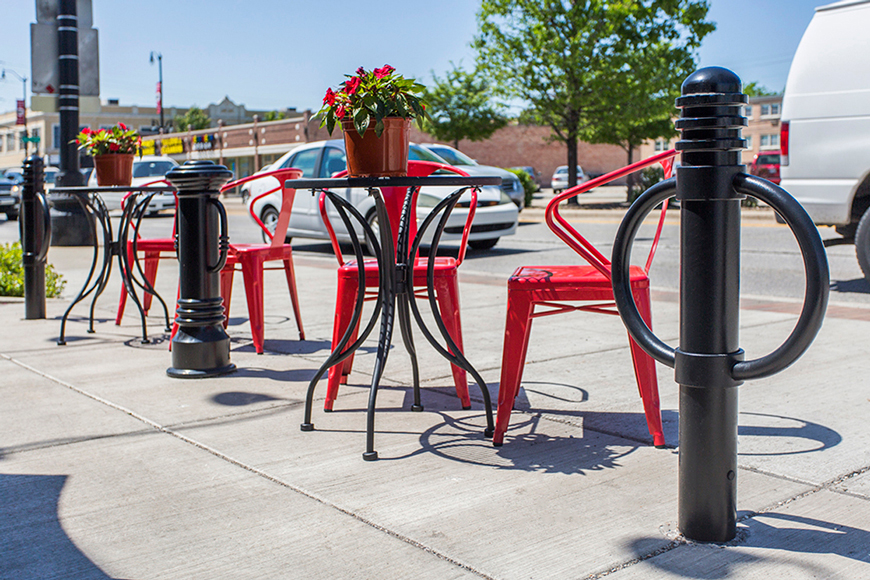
[
  {"left": 165, "top": 160, "right": 236, "bottom": 378},
  {"left": 20, "top": 155, "right": 53, "bottom": 319},
  {"left": 611, "top": 67, "right": 829, "bottom": 543}
]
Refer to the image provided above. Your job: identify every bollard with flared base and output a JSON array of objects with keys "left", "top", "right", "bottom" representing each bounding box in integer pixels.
[{"left": 165, "top": 160, "right": 236, "bottom": 378}]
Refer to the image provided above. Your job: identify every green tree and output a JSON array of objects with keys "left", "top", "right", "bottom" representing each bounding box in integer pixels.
[
  {"left": 421, "top": 63, "right": 508, "bottom": 148},
  {"left": 173, "top": 106, "right": 211, "bottom": 131},
  {"left": 263, "top": 110, "right": 286, "bottom": 122},
  {"left": 475, "top": 0, "right": 714, "bottom": 199},
  {"left": 744, "top": 81, "right": 779, "bottom": 97}
]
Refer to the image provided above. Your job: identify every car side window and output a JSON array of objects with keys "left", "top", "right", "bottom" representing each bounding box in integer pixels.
[
  {"left": 319, "top": 147, "right": 347, "bottom": 178},
  {"left": 287, "top": 149, "right": 319, "bottom": 177}
]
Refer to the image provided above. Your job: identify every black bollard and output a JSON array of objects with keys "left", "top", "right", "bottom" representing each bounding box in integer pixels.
[
  {"left": 672, "top": 68, "right": 747, "bottom": 542},
  {"left": 165, "top": 160, "right": 236, "bottom": 378},
  {"left": 20, "top": 156, "right": 52, "bottom": 319},
  {"left": 612, "top": 67, "right": 828, "bottom": 544}
]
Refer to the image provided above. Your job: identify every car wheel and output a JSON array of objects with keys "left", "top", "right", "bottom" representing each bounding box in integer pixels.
[
  {"left": 5, "top": 210, "right": 19, "bottom": 221},
  {"left": 469, "top": 238, "right": 499, "bottom": 251},
  {"left": 364, "top": 210, "right": 382, "bottom": 256},
  {"left": 260, "top": 206, "right": 280, "bottom": 243},
  {"left": 855, "top": 207, "right": 870, "bottom": 282}
]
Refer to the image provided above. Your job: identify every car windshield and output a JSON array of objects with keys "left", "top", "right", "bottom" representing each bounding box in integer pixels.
[
  {"left": 426, "top": 146, "right": 476, "bottom": 166},
  {"left": 757, "top": 154, "right": 779, "bottom": 165},
  {"left": 409, "top": 144, "right": 448, "bottom": 163},
  {"left": 44, "top": 171, "right": 57, "bottom": 184},
  {"left": 133, "top": 161, "right": 176, "bottom": 178}
]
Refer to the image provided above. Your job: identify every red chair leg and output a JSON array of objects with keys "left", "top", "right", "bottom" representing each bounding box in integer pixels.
[
  {"left": 115, "top": 248, "right": 162, "bottom": 325},
  {"left": 240, "top": 256, "right": 266, "bottom": 354},
  {"left": 220, "top": 267, "right": 235, "bottom": 329},
  {"left": 629, "top": 287, "right": 665, "bottom": 447},
  {"left": 433, "top": 275, "right": 470, "bottom": 408},
  {"left": 325, "top": 274, "right": 360, "bottom": 411},
  {"left": 494, "top": 289, "right": 535, "bottom": 446},
  {"left": 282, "top": 256, "right": 305, "bottom": 340},
  {"left": 115, "top": 243, "right": 136, "bottom": 325}
]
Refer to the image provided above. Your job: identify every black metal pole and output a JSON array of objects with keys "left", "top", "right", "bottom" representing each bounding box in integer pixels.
[
  {"left": 612, "top": 66, "right": 829, "bottom": 546},
  {"left": 51, "top": 0, "right": 92, "bottom": 246},
  {"left": 166, "top": 161, "right": 235, "bottom": 378},
  {"left": 21, "top": 155, "right": 50, "bottom": 319},
  {"left": 673, "top": 67, "right": 748, "bottom": 542}
]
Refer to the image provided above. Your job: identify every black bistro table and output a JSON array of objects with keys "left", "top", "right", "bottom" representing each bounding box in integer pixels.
[
  {"left": 53, "top": 185, "right": 176, "bottom": 345},
  {"left": 293, "top": 174, "right": 501, "bottom": 460}
]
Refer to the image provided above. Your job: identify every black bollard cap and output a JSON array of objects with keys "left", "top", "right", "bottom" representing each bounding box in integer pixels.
[
  {"left": 681, "top": 66, "right": 742, "bottom": 96},
  {"left": 166, "top": 160, "right": 233, "bottom": 193}
]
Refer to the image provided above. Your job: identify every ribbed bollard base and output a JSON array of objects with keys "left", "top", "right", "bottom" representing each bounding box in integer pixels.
[{"left": 167, "top": 325, "right": 235, "bottom": 379}]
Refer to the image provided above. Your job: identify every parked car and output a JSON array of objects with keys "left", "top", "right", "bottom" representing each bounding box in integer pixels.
[
  {"left": 0, "top": 176, "right": 21, "bottom": 220},
  {"left": 43, "top": 166, "right": 59, "bottom": 191},
  {"left": 87, "top": 155, "right": 179, "bottom": 212},
  {"left": 748, "top": 151, "right": 780, "bottom": 184},
  {"left": 550, "top": 165, "right": 588, "bottom": 193},
  {"left": 243, "top": 139, "right": 519, "bottom": 251},
  {"left": 510, "top": 166, "right": 541, "bottom": 191},
  {"left": 417, "top": 143, "right": 525, "bottom": 209},
  {"left": 780, "top": 0, "right": 870, "bottom": 280}
]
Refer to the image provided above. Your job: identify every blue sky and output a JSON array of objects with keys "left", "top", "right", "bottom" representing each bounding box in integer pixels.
[{"left": 0, "top": 0, "right": 826, "bottom": 115}]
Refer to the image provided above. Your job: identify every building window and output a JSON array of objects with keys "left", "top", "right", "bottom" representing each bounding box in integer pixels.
[
  {"left": 53, "top": 124, "right": 61, "bottom": 149},
  {"left": 0, "top": 136, "right": 4, "bottom": 153},
  {"left": 654, "top": 139, "right": 668, "bottom": 151},
  {"left": 7, "top": 133, "right": 16, "bottom": 151},
  {"left": 745, "top": 105, "right": 753, "bottom": 119},
  {"left": 760, "top": 103, "right": 780, "bottom": 117},
  {"left": 760, "top": 134, "right": 780, "bottom": 149},
  {"left": 745, "top": 135, "right": 752, "bottom": 150}
]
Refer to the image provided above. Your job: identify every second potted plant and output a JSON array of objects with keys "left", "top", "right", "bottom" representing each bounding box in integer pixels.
[
  {"left": 317, "top": 65, "right": 427, "bottom": 177},
  {"left": 75, "top": 123, "right": 142, "bottom": 186}
]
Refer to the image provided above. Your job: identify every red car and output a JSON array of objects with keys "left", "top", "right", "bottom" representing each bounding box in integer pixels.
[{"left": 749, "top": 151, "right": 780, "bottom": 184}]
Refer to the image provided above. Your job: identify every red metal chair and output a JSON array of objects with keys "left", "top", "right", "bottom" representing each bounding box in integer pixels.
[
  {"left": 115, "top": 179, "right": 176, "bottom": 327},
  {"left": 218, "top": 167, "right": 305, "bottom": 354},
  {"left": 493, "top": 149, "right": 677, "bottom": 448},
  {"left": 320, "top": 160, "right": 478, "bottom": 412}
]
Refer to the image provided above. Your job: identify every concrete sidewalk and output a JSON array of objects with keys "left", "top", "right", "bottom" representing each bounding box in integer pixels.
[{"left": 1, "top": 225, "right": 869, "bottom": 579}]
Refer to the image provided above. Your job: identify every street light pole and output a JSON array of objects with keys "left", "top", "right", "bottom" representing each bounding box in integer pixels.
[
  {"left": 2, "top": 68, "right": 29, "bottom": 157},
  {"left": 150, "top": 51, "right": 164, "bottom": 131}
]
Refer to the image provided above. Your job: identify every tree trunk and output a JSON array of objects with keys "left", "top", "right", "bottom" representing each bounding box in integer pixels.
[
  {"left": 566, "top": 132, "right": 579, "bottom": 206},
  {"left": 625, "top": 145, "right": 635, "bottom": 202}
]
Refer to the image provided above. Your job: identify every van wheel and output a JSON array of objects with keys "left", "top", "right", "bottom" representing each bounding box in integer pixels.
[{"left": 855, "top": 207, "right": 870, "bottom": 281}]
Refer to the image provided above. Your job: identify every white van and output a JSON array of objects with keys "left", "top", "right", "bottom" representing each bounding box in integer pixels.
[{"left": 780, "top": 0, "right": 870, "bottom": 278}]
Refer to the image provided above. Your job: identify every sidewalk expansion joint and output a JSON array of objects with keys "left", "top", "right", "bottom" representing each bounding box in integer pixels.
[{"left": 1, "top": 352, "right": 500, "bottom": 580}]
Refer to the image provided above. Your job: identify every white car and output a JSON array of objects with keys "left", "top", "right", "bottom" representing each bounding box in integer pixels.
[
  {"left": 550, "top": 165, "right": 588, "bottom": 193},
  {"left": 418, "top": 143, "right": 525, "bottom": 209},
  {"left": 242, "top": 140, "right": 519, "bottom": 251},
  {"left": 87, "top": 155, "right": 179, "bottom": 213}
]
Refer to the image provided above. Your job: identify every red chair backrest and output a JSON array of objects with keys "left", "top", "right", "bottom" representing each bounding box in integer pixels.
[
  {"left": 322, "top": 160, "right": 475, "bottom": 265},
  {"left": 221, "top": 167, "right": 304, "bottom": 249},
  {"left": 545, "top": 149, "right": 677, "bottom": 279}
]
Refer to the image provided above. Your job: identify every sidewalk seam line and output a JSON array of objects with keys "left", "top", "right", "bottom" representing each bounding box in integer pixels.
[{"left": 1, "top": 352, "right": 500, "bottom": 580}]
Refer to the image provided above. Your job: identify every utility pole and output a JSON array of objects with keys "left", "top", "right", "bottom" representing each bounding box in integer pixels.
[
  {"left": 150, "top": 51, "right": 163, "bottom": 131},
  {"left": 1, "top": 68, "right": 29, "bottom": 157}
]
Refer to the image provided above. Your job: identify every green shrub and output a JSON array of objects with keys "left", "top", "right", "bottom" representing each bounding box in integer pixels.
[
  {"left": 507, "top": 168, "right": 536, "bottom": 207},
  {"left": 0, "top": 241, "right": 66, "bottom": 297}
]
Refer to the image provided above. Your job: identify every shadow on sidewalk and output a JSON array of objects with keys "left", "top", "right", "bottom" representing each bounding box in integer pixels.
[{"left": 0, "top": 473, "right": 119, "bottom": 580}]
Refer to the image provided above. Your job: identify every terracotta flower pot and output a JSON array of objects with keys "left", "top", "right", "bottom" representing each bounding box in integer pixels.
[
  {"left": 94, "top": 153, "right": 134, "bottom": 186},
  {"left": 342, "top": 117, "right": 410, "bottom": 177}
]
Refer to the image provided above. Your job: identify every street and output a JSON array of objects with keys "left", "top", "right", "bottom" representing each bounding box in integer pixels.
[{"left": 2, "top": 185, "right": 868, "bottom": 308}]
